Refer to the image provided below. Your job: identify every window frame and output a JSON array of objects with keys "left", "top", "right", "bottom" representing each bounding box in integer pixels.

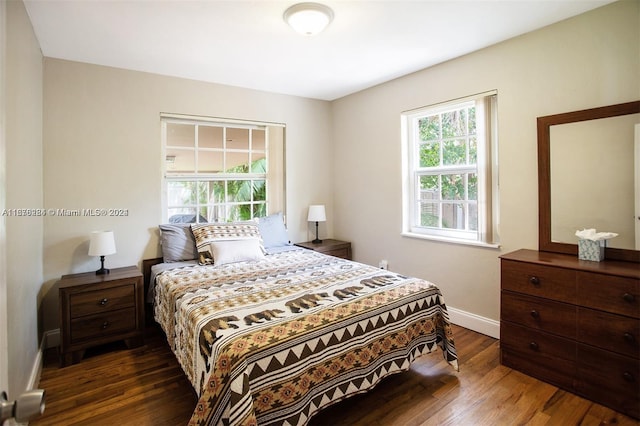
[
  {"left": 161, "top": 114, "right": 285, "bottom": 224},
  {"left": 401, "top": 92, "right": 500, "bottom": 247}
]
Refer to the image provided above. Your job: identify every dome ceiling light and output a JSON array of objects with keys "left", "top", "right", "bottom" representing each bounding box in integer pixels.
[{"left": 283, "top": 2, "right": 334, "bottom": 36}]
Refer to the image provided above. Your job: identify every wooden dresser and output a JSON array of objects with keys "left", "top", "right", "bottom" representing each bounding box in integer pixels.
[{"left": 500, "top": 249, "right": 639, "bottom": 419}]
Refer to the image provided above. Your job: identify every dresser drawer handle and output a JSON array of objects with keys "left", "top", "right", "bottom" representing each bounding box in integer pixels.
[
  {"left": 622, "top": 372, "right": 635, "bottom": 383},
  {"left": 623, "top": 332, "right": 636, "bottom": 344},
  {"left": 529, "top": 341, "right": 539, "bottom": 351},
  {"left": 101, "top": 321, "right": 110, "bottom": 329},
  {"left": 529, "top": 276, "right": 540, "bottom": 286},
  {"left": 622, "top": 293, "right": 635, "bottom": 303},
  {"left": 530, "top": 310, "right": 540, "bottom": 319},
  {"left": 99, "top": 298, "right": 109, "bottom": 306}
]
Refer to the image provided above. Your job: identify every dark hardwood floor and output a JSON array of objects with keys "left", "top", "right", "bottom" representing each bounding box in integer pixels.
[{"left": 32, "top": 324, "right": 639, "bottom": 426}]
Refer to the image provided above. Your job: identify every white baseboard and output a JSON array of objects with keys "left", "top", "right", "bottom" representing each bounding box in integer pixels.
[
  {"left": 26, "top": 333, "right": 48, "bottom": 396},
  {"left": 26, "top": 347, "right": 42, "bottom": 392},
  {"left": 447, "top": 306, "right": 500, "bottom": 339},
  {"left": 18, "top": 330, "right": 59, "bottom": 424},
  {"left": 27, "top": 329, "right": 59, "bottom": 391}
]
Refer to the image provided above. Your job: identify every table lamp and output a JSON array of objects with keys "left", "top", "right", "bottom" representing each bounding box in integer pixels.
[
  {"left": 307, "top": 205, "right": 326, "bottom": 244},
  {"left": 88, "top": 231, "right": 116, "bottom": 275}
]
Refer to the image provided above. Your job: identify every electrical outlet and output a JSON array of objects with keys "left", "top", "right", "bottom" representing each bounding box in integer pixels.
[{"left": 378, "top": 259, "right": 388, "bottom": 270}]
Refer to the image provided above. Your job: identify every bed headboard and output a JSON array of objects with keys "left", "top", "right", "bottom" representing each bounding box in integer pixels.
[{"left": 142, "top": 257, "right": 163, "bottom": 299}]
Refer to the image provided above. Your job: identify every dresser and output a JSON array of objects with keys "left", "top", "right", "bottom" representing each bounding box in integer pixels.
[
  {"left": 295, "top": 239, "right": 352, "bottom": 260},
  {"left": 58, "top": 266, "right": 145, "bottom": 367},
  {"left": 500, "top": 249, "right": 639, "bottom": 419}
]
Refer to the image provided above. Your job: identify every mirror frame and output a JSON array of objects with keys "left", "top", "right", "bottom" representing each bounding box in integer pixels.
[{"left": 537, "top": 100, "right": 640, "bottom": 263}]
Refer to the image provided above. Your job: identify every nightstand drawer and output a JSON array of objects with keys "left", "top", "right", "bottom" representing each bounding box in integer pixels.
[
  {"left": 70, "top": 307, "right": 137, "bottom": 343},
  {"left": 295, "top": 239, "right": 352, "bottom": 260},
  {"left": 322, "top": 248, "right": 349, "bottom": 259},
  {"left": 69, "top": 284, "right": 136, "bottom": 318}
]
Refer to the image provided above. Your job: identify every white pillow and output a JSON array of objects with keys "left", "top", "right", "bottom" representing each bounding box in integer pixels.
[
  {"left": 210, "top": 239, "right": 265, "bottom": 266},
  {"left": 191, "top": 221, "right": 264, "bottom": 265}
]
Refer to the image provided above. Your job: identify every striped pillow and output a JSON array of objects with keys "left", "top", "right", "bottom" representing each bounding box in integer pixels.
[{"left": 190, "top": 222, "right": 263, "bottom": 265}]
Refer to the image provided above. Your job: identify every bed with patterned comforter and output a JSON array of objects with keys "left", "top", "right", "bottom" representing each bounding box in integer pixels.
[{"left": 152, "top": 247, "right": 458, "bottom": 426}]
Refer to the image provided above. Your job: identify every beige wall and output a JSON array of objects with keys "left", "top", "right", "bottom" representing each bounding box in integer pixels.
[
  {"left": 40, "top": 60, "right": 334, "bottom": 332},
  {"left": 5, "top": 0, "right": 44, "bottom": 398},
  {"left": 331, "top": 0, "right": 639, "bottom": 323}
]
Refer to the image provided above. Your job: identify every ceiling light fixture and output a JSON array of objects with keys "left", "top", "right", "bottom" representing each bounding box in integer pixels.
[{"left": 284, "top": 2, "right": 334, "bottom": 36}]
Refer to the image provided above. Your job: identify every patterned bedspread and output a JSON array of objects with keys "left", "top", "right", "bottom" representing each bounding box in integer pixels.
[{"left": 153, "top": 248, "right": 458, "bottom": 426}]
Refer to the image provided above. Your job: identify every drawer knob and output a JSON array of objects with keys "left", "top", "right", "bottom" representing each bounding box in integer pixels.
[
  {"left": 622, "top": 372, "right": 635, "bottom": 383},
  {"left": 622, "top": 293, "right": 635, "bottom": 303},
  {"left": 101, "top": 321, "right": 110, "bottom": 329},
  {"left": 530, "top": 310, "right": 540, "bottom": 319},
  {"left": 529, "top": 341, "right": 539, "bottom": 351},
  {"left": 100, "top": 298, "right": 109, "bottom": 306},
  {"left": 529, "top": 276, "right": 540, "bottom": 286},
  {"left": 623, "top": 332, "right": 636, "bottom": 344}
]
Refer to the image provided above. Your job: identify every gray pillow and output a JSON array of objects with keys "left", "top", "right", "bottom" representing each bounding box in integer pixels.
[
  {"left": 258, "top": 212, "right": 291, "bottom": 249},
  {"left": 159, "top": 223, "right": 198, "bottom": 262}
]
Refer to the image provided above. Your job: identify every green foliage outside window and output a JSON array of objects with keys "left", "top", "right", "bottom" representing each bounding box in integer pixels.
[
  {"left": 226, "top": 157, "right": 267, "bottom": 220},
  {"left": 416, "top": 105, "right": 477, "bottom": 230},
  {"left": 168, "top": 157, "right": 267, "bottom": 222}
]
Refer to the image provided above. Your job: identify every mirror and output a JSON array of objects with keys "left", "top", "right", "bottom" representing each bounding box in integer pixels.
[{"left": 538, "top": 100, "right": 640, "bottom": 263}]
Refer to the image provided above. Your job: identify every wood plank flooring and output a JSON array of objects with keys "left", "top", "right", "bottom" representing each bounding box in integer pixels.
[{"left": 32, "top": 324, "right": 639, "bottom": 426}]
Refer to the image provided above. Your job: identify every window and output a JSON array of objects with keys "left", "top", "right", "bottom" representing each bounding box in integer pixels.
[
  {"left": 161, "top": 115, "right": 285, "bottom": 223},
  {"left": 401, "top": 92, "right": 499, "bottom": 246}
]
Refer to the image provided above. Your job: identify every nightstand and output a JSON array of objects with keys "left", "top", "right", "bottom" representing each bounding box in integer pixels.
[
  {"left": 295, "top": 239, "right": 352, "bottom": 260},
  {"left": 58, "top": 266, "right": 144, "bottom": 367}
]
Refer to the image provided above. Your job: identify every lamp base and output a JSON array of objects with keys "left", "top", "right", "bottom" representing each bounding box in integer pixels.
[
  {"left": 312, "top": 221, "right": 322, "bottom": 244},
  {"left": 95, "top": 255, "right": 110, "bottom": 275}
]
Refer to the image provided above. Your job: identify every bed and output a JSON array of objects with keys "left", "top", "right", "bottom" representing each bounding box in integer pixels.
[{"left": 147, "top": 215, "right": 458, "bottom": 425}]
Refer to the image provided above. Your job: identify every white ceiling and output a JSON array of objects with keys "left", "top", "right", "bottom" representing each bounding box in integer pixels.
[{"left": 24, "top": 0, "right": 615, "bottom": 101}]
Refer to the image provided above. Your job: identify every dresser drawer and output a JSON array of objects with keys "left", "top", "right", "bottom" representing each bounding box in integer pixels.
[
  {"left": 577, "top": 307, "right": 639, "bottom": 358},
  {"left": 501, "top": 291, "right": 576, "bottom": 338},
  {"left": 577, "top": 272, "right": 640, "bottom": 319},
  {"left": 69, "top": 283, "right": 136, "bottom": 318},
  {"left": 576, "top": 344, "right": 640, "bottom": 419},
  {"left": 501, "top": 260, "right": 576, "bottom": 303},
  {"left": 500, "top": 322, "right": 575, "bottom": 389},
  {"left": 70, "top": 307, "right": 137, "bottom": 343}
]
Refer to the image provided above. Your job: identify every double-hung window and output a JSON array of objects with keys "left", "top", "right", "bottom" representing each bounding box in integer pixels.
[
  {"left": 401, "top": 91, "right": 499, "bottom": 246},
  {"left": 161, "top": 115, "right": 285, "bottom": 223}
]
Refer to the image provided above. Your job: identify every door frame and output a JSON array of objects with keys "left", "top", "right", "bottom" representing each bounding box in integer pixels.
[{"left": 0, "top": 0, "right": 9, "bottom": 396}]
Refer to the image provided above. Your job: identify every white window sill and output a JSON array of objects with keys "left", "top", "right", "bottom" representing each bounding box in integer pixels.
[{"left": 401, "top": 232, "right": 501, "bottom": 249}]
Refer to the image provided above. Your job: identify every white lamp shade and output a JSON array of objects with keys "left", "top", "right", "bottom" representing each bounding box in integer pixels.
[
  {"left": 284, "top": 3, "right": 334, "bottom": 36},
  {"left": 307, "top": 205, "right": 326, "bottom": 222},
  {"left": 88, "top": 231, "right": 116, "bottom": 256}
]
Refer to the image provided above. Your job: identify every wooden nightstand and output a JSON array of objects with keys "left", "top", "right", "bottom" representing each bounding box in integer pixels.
[
  {"left": 295, "top": 239, "right": 352, "bottom": 260},
  {"left": 58, "top": 266, "right": 144, "bottom": 367}
]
